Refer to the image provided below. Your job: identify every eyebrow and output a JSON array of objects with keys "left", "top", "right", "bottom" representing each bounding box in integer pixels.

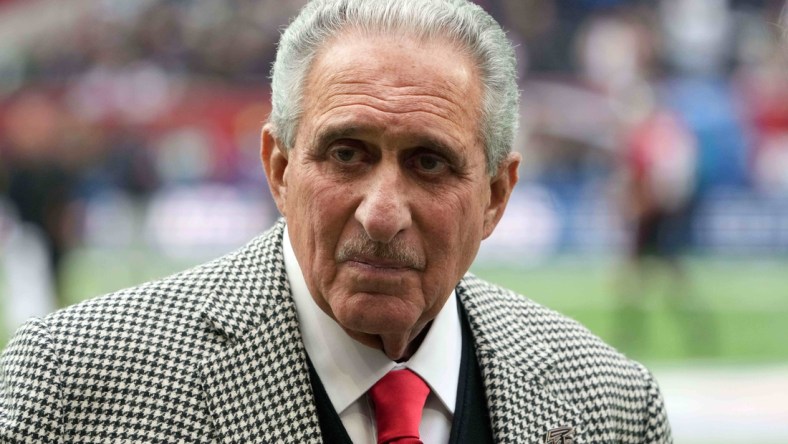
[
  {"left": 311, "top": 122, "right": 468, "bottom": 169},
  {"left": 312, "top": 125, "right": 361, "bottom": 152}
]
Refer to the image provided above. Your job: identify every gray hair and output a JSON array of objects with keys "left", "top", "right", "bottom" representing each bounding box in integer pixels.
[{"left": 268, "top": 0, "right": 519, "bottom": 174}]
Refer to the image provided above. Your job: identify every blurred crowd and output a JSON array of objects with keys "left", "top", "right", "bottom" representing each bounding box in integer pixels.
[{"left": 1, "top": 0, "right": 788, "bottom": 328}]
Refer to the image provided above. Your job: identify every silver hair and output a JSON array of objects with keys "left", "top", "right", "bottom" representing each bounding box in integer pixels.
[{"left": 268, "top": 0, "right": 519, "bottom": 174}]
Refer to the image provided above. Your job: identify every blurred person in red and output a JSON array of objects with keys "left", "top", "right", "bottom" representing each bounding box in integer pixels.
[
  {"left": 0, "top": 1, "right": 670, "bottom": 442},
  {"left": 576, "top": 8, "right": 713, "bottom": 356},
  {"left": 616, "top": 86, "right": 718, "bottom": 356}
]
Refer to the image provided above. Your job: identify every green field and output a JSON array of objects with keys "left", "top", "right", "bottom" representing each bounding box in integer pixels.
[
  {"left": 472, "top": 257, "right": 788, "bottom": 365},
  {"left": 3, "top": 249, "right": 787, "bottom": 366}
]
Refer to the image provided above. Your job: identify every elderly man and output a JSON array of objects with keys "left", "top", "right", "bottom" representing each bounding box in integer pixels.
[{"left": 0, "top": 0, "right": 670, "bottom": 442}]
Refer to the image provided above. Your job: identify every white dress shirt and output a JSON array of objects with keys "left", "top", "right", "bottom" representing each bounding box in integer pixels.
[{"left": 284, "top": 230, "right": 463, "bottom": 443}]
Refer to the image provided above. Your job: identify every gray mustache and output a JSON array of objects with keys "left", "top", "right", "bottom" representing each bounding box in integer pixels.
[{"left": 336, "top": 235, "right": 426, "bottom": 270}]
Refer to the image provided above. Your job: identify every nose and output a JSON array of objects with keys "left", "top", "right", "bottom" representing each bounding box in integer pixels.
[{"left": 355, "top": 166, "right": 412, "bottom": 243}]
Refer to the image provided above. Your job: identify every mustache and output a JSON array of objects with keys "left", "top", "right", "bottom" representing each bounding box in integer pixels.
[{"left": 336, "top": 234, "right": 426, "bottom": 271}]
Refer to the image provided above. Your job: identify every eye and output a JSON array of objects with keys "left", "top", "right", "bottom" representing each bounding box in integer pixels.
[
  {"left": 328, "top": 141, "right": 366, "bottom": 164},
  {"left": 333, "top": 147, "right": 359, "bottom": 162},
  {"left": 410, "top": 152, "right": 449, "bottom": 174}
]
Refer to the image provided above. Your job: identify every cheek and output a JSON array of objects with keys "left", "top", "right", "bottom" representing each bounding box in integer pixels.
[
  {"left": 419, "top": 189, "right": 485, "bottom": 282},
  {"left": 431, "top": 185, "right": 487, "bottom": 238},
  {"left": 288, "top": 167, "right": 343, "bottom": 226},
  {"left": 287, "top": 170, "right": 357, "bottom": 281}
]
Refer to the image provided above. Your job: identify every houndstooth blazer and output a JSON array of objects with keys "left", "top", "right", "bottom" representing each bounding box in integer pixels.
[{"left": 0, "top": 220, "right": 671, "bottom": 443}]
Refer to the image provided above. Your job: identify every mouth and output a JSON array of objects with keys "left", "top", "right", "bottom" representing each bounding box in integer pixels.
[
  {"left": 336, "top": 236, "right": 426, "bottom": 271},
  {"left": 344, "top": 256, "right": 418, "bottom": 271}
]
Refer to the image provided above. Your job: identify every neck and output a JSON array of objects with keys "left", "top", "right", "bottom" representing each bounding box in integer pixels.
[{"left": 345, "top": 322, "right": 433, "bottom": 361}]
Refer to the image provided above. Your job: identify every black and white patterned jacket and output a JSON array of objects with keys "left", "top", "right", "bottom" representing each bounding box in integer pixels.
[{"left": 0, "top": 220, "right": 671, "bottom": 443}]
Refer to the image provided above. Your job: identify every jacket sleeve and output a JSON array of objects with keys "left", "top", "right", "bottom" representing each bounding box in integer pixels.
[
  {"left": 637, "top": 364, "right": 672, "bottom": 443},
  {"left": 0, "top": 317, "right": 63, "bottom": 443}
]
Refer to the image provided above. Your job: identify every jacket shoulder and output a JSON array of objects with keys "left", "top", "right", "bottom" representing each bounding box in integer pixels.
[
  {"left": 459, "top": 274, "right": 671, "bottom": 442},
  {"left": 0, "top": 254, "right": 232, "bottom": 441},
  {"left": 0, "top": 222, "right": 288, "bottom": 441},
  {"left": 46, "top": 254, "right": 225, "bottom": 339},
  {"left": 459, "top": 273, "right": 621, "bottom": 360}
]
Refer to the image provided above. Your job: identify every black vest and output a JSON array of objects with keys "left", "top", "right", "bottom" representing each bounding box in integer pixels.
[{"left": 306, "top": 303, "right": 495, "bottom": 443}]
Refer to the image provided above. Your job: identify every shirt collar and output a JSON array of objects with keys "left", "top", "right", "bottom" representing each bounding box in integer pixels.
[{"left": 284, "top": 228, "right": 462, "bottom": 415}]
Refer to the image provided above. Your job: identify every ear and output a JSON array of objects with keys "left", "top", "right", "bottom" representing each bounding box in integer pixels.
[
  {"left": 482, "top": 152, "right": 521, "bottom": 239},
  {"left": 261, "top": 123, "right": 290, "bottom": 216}
]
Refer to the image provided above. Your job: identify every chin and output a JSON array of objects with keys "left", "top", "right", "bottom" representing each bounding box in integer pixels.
[{"left": 331, "top": 292, "right": 422, "bottom": 336}]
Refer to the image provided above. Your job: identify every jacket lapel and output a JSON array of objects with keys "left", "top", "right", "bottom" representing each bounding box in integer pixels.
[
  {"left": 457, "top": 275, "right": 585, "bottom": 444},
  {"left": 199, "top": 220, "right": 322, "bottom": 443}
]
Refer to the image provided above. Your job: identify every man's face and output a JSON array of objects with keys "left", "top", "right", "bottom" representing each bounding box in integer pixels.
[{"left": 262, "top": 31, "right": 519, "bottom": 359}]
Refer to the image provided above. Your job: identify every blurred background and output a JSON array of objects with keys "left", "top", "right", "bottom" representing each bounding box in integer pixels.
[{"left": 0, "top": 0, "right": 786, "bottom": 442}]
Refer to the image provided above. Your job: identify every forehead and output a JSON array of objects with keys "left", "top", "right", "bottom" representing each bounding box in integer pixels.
[
  {"left": 312, "top": 29, "right": 477, "bottom": 84},
  {"left": 296, "top": 31, "right": 483, "bottom": 150}
]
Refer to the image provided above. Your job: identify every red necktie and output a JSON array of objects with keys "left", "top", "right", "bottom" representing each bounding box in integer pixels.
[{"left": 368, "top": 369, "right": 430, "bottom": 444}]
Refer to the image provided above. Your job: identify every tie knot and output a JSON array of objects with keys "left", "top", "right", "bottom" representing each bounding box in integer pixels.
[{"left": 368, "top": 369, "right": 430, "bottom": 444}]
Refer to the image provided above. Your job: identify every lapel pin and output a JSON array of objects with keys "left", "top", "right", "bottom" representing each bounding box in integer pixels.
[{"left": 545, "top": 426, "right": 575, "bottom": 444}]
